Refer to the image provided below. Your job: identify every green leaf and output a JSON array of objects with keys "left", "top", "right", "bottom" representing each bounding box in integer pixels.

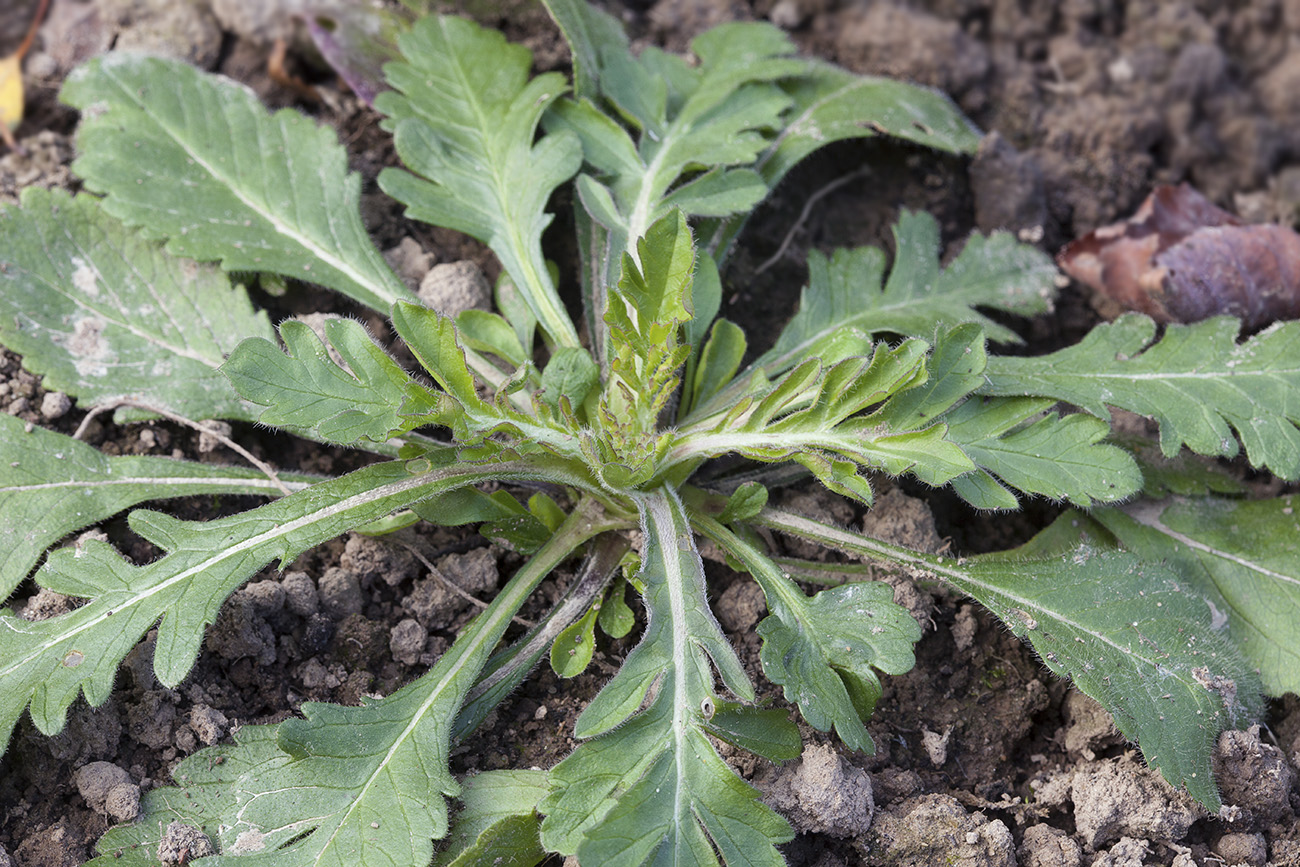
[
  {"left": 550, "top": 603, "right": 598, "bottom": 678},
  {"left": 672, "top": 340, "right": 975, "bottom": 503},
  {"left": 0, "top": 413, "right": 316, "bottom": 598},
  {"left": 0, "top": 188, "right": 273, "bottom": 421},
  {"left": 981, "top": 314, "right": 1300, "bottom": 479},
  {"left": 223, "top": 318, "right": 445, "bottom": 445},
  {"left": 541, "top": 346, "right": 599, "bottom": 412},
  {"left": 61, "top": 54, "right": 407, "bottom": 312},
  {"left": 544, "top": 21, "right": 803, "bottom": 363},
  {"left": 944, "top": 396, "right": 1142, "bottom": 507},
  {"left": 954, "top": 546, "right": 1261, "bottom": 811},
  {"left": 539, "top": 0, "right": 629, "bottom": 101},
  {"left": 696, "top": 513, "right": 919, "bottom": 754},
  {"left": 597, "top": 573, "right": 636, "bottom": 639},
  {"left": 747, "top": 211, "right": 1057, "bottom": 384},
  {"left": 699, "top": 63, "right": 981, "bottom": 259},
  {"left": 687, "top": 318, "right": 747, "bottom": 416},
  {"left": 1095, "top": 498, "right": 1300, "bottom": 698},
  {"left": 435, "top": 770, "right": 550, "bottom": 867},
  {"left": 539, "top": 489, "right": 790, "bottom": 867},
  {"left": 378, "top": 15, "right": 582, "bottom": 348},
  {"left": 0, "top": 456, "right": 560, "bottom": 753},
  {"left": 755, "top": 508, "right": 1264, "bottom": 811},
  {"left": 91, "top": 502, "right": 611, "bottom": 867},
  {"left": 702, "top": 702, "right": 802, "bottom": 762},
  {"left": 718, "top": 481, "right": 768, "bottom": 524},
  {"left": 456, "top": 309, "right": 529, "bottom": 369}
]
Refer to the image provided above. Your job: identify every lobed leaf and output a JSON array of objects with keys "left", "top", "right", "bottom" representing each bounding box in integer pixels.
[
  {"left": 62, "top": 54, "right": 407, "bottom": 312},
  {"left": 0, "top": 456, "right": 568, "bottom": 753},
  {"left": 434, "top": 770, "right": 550, "bottom": 867},
  {"left": 378, "top": 15, "right": 582, "bottom": 348},
  {"left": 695, "top": 512, "right": 919, "bottom": 753},
  {"left": 944, "top": 396, "right": 1142, "bottom": 508},
  {"left": 0, "top": 414, "right": 316, "bottom": 598},
  {"left": 89, "top": 505, "right": 609, "bottom": 867},
  {"left": 981, "top": 314, "right": 1300, "bottom": 479},
  {"left": 540, "top": 489, "right": 791, "bottom": 867},
  {"left": 742, "top": 210, "right": 1057, "bottom": 388},
  {"left": 1095, "top": 498, "right": 1300, "bottom": 697},
  {"left": 223, "top": 317, "right": 445, "bottom": 445},
  {"left": 0, "top": 188, "right": 273, "bottom": 422},
  {"left": 755, "top": 508, "right": 1265, "bottom": 811}
]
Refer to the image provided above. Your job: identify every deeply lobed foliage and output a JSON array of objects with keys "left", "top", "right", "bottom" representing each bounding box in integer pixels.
[{"left": 0, "top": 3, "right": 1296, "bottom": 865}]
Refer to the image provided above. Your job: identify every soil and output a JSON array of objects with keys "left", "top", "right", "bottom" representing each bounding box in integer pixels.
[{"left": 2, "top": 1, "right": 1300, "bottom": 866}]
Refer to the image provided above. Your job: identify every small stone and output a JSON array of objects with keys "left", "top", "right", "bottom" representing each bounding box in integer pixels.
[
  {"left": 190, "top": 705, "right": 230, "bottom": 746},
  {"left": 197, "top": 420, "right": 233, "bottom": 454},
  {"left": 383, "top": 237, "right": 436, "bottom": 291},
  {"left": 318, "top": 567, "right": 364, "bottom": 620},
  {"left": 7, "top": 396, "right": 30, "bottom": 416},
  {"left": 39, "top": 391, "right": 72, "bottom": 419},
  {"left": 418, "top": 260, "right": 491, "bottom": 318},
  {"left": 157, "top": 821, "right": 215, "bottom": 864},
  {"left": 390, "top": 618, "right": 427, "bottom": 665}
]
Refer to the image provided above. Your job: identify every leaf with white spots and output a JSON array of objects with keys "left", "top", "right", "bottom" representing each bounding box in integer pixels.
[
  {"left": 62, "top": 53, "right": 408, "bottom": 313},
  {"left": 0, "top": 188, "right": 273, "bottom": 421}
]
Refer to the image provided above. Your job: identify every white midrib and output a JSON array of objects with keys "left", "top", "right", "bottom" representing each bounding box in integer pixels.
[
  {"left": 1, "top": 477, "right": 310, "bottom": 494},
  {"left": 639, "top": 490, "right": 695, "bottom": 849},
  {"left": 1126, "top": 501, "right": 1300, "bottom": 588},
  {"left": 763, "top": 508, "right": 1182, "bottom": 670},
  {"left": 107, "top": 66, "right": 399, "bottom": 310},
  {"left": 0, "top": 469, "right": 471, "bottom": 681}
]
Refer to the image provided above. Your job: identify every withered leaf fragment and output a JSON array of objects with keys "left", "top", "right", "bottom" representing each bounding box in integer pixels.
[{"left": 1059, "top": 183, "right": 1300, "bottom": 330}]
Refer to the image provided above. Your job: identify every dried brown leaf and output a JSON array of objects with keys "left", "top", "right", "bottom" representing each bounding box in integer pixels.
[{"left": 1059, "top": 183, "right": 1300, "bottom": 329}]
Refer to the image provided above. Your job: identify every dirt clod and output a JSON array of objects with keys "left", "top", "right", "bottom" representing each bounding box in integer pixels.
[
  {"left": 761, "top": 744, "right": 873, "bottom": 837},
  {"left": 1216, "top": 725, "right": 1295, "bottom": 825},
  {"left": 1018, "top": 823, "right": 1082, "bottom": 867},
  {"left": 319, "top": 567, "right": 364, "bottom": 620},
  {"left": 156, "top": 821, "right": 215, "bottom": 865},
  {"left": 1070, "top": 755, "right": 1200, "bottom": 850},
  {"left": 715, "top": 580, "right": 766, "bottom": 633},
  {"left": 418, "top": 261, "right": 492, "bottom": 318},
  {"left": 864, "top": 793, "right": 1015, "bottom": 867},
  {"left": 189, "top": 705, "right": 229, "bottom": 746},
  {"left": 389, "top": 618, "right": 427, "bottom": 666},
  {"left": 1214, "top": 831, "right": 1268, "bottom": 866}
]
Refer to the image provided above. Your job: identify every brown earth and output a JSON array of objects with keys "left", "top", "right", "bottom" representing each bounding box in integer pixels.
[{"left": 2, "top": 1, "right": 1300, "bottom": 866}]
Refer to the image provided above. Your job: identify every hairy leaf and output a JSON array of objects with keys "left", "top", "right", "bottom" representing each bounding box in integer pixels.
[
  {"left": 1096, "top": 498, "right": 1300, "bottom": 697},
  {"left": 981, "top": 314, "right": 1300, "bottom": 478},
  {"left": 378, "top": 15, "right": 582, "bottom": 347},
  {"left": 755, "top": 508, "right": 1264, "bottom": 811},
  {"left": 543, "top": 21, "right": 803, "bottom": 361},
  {"left": 540, "top": 489, "right": 789, "bottom": 867},
  {"left": 435, "top": 770, "right": 549, "bottom": 867},
  {"left": 62, "top": 55, "right": 407, "bottom": 312},
  {"left": 945, "top": 396, "right": 1141, "bottom": 508},
  {"left": 744, "top": 211, "right": 1057, "bottom": 386},
  {"left": 0, "top": 457, "right": 569, "bottom": 753},
  {"left": 223, "top": 318, "right": 445, "bottom": 445},
  {"left": 0, "top": 414, "right": 316, "bottom": 597},
  {"left": 672, "top": 339, "right": 974, "bottom": 504},
  {"left": 695, "top": 512, "right": 919, "bottom": 753},
  {"left": 0, "top": 188, "right": 272, "bottom": 421}
]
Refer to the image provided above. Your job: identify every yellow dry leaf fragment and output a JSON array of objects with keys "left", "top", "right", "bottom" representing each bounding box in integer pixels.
[{"left": 0, "top": 52, "right": 21, "bottom": 149}]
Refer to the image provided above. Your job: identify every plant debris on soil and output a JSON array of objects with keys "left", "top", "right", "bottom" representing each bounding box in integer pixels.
[{"left": 1, "top": 1, "right": 1299, "bottom": 866}]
